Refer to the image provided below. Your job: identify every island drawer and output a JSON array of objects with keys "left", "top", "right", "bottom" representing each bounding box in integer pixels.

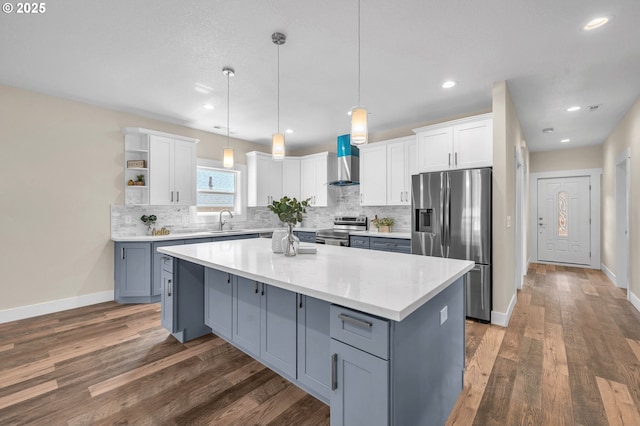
[
  {"left": 161, "top": 255, "right": 173, "bottom": 273},
  {"left": 330, "top": 305, "right": 389, "bottom": 360}
]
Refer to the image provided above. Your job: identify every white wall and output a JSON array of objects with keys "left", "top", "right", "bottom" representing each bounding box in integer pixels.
[{"left": 0, "top": 84, "right": 266, "bottom": 314}]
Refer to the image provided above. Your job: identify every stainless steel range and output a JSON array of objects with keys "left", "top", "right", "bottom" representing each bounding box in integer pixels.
[{"left": 316, "top": 216, "right": 368, "bottom": 246}]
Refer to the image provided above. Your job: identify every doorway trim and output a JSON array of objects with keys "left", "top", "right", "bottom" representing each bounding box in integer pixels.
[
  {"left": 529, "top": 168, "right": 602, "bottom": 269},
  {"left": 613, "top": 148, "right": 631, "bottom": 295}
]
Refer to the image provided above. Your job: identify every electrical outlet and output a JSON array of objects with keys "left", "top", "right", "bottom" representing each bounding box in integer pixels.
[
  {"left": 506, "top": 215, "right": 512, "bottom": 228},
  {"left": 124, "top": 215, "right": 132, "bottom": 224},
  {"left": 182, "top": 215, "right": 189, "bottom": 224},
  {"left": 440, "top": 306, "right": 448, "bottom": 325}
]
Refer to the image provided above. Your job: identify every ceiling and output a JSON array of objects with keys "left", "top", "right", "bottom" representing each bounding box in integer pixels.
[{"left": 1, "top": 0, "right": 639, "bottom": 152}]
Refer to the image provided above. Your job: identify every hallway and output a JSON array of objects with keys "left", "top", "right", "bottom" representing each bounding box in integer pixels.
[{"left": 448, "top": 263, "right": 640, "bottom": 425}]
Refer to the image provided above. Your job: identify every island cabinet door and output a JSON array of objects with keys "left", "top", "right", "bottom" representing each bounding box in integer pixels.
[
  {"left": 260, "top": 284, "right": 297, "bottom": 378},
  {"left": 297, "top": 295, "right": 331, "bottom": 403},
  {"left": 160, "top": 257, "right": 175, "bottom": 332},
  {"left": 233, "top": 276, "right": 262, "bottom": 358},
  {"left": 330, "top": 339, "right": 389, "bottom": 426},
  {"left": 204, "top": 268, "right": 233, "bottom": 341}
]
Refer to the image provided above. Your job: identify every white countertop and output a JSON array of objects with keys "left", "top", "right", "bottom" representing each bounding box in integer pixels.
[
  {"left": 349, "top": 230, "right": 411, "bottom": 239},
  {"left": 111, "top": 228, "right": 272, "bottom": 242},
  {"left": 158, "top": 238, "right": 473, "bottom": 321}
]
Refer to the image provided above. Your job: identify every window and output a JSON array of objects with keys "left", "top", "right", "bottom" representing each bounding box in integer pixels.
[
  {"left": 557, "top": 190, "right": 568, "bottom": 237},
  {"left": 197, "top": 166, "right": 238, "bottom": 213}
]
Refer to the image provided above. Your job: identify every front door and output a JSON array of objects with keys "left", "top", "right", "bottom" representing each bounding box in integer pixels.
[{"left": 537, "top": 176, "right": 591, "bottom": 265}]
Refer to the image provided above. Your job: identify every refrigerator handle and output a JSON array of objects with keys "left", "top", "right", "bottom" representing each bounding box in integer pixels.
[
  {"left": 445, "top": 172, "right": 451, "bottom": 257},
  {"left": 440, "top": 175, "right": 446, "bottom": 255}
]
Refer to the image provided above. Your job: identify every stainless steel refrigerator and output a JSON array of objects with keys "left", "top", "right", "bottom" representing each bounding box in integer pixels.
[{"left": 411, "top": 168, "right": 492, "bottom": 322}]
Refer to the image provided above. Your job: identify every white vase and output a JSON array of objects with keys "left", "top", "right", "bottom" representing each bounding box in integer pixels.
[
  {"left": 282, "top": 224, "right": 300, "bottom": 257},
  {"left": 272, "top": 229, "right": 288, "bottom": 253}
]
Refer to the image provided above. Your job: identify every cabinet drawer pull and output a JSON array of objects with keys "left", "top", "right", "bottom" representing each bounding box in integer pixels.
[
  {"left": 338, "top": 313, "right": 372, "bottom": 329},
  {"left": 331, "top": 353, "right": 338, "bottom": 390}
]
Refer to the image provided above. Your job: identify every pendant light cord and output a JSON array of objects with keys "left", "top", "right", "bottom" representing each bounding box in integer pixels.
[
  {"left": 277, "top": 43, "right": 280, "bottom": 134},
  {"left": 227, "top": 72, "right": 230, "bottom": 147},
  {"left": 357, "top": 0, "right": 361, "bottom": 106}
]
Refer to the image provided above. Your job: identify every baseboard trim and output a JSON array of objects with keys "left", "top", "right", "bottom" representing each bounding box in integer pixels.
[
  {"left": 491, "top": 292, "right": 517, "bottom": 327},
  {"left": 0, "top": 291, "right": 114, "bottom": 324},
  {"left": 629, "top": 291, "right": 640, "bottom": 314},
  {"left": 601, "top": 263, "right": 617, "bottom": 286}
]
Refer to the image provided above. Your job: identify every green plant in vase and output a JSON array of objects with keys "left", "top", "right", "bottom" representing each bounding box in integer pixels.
[
  {"left": 268, "top": 196, "right": 310, "bottom": 256},
  {"left": 140, "top": 214, "right": 157, "bottom": 235}
]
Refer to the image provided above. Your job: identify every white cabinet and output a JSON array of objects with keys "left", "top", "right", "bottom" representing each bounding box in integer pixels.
[
  {"left": 300, "top": 152, "right": 337, "bottom": 207},
  {"left": 149, "top": 135, "right": 197, "bottom": 205},
  {"left": 414, "top": 113, "right": 493, "bottom": 173},
  {"left": 386, "top": 137, "right": 416, "bottom": 205},
  {"left": 282, "top": 158, "right": 301, "bottom": 200},
  {"left": 359, "top": 144, "right": 387, "bottom": 206},
  {"left": 246, "top": 151, "right": 283, "bottom": 206},
  {"left": 123, "top": 128, "right": 198, "bottom": 206}
]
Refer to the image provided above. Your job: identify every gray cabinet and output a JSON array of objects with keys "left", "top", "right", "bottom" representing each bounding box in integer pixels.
[
  {"left": 115, "top": 242, "right": 152, "bottom": 302},
  {"left": 233, "top": 276, "right": 262, "bottom": 358},
  {"left": 153, "top": 240, "right": 185, "bottom": 296},
  {"left": 330, "top": 339, "right": 389, "bottom": 426},
  {"left": 232, "top": 278, "right": 298, "bottom": 378},
  {"left": 297, "top": 295, "right": 331, "bottom": 403},
  {"left": 204, "top": 268, "right": 233, "bottom": 340},
  {"left": 294, "top": 231, "right": 316, "bottom": 243},
  {"left": 330, "top": 305, "right": 390, "bottom": 426},
  {"left": 349, "top": 235, "right": 370, "bottom": 249},
  {"left": 370, "top": 237, "right": 411, "bottom": 253},
  {"left": 160, "top": 255, "right": 174, "bottom": 331},
  {"left": 261, "top": 284, "right": 297, "bottom": 378},
  {"left": 161, "top": 258, "right": 210, "bottom": 343}
]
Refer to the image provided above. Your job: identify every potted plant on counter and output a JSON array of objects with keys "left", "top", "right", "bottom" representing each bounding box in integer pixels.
[
  {"left": 140, "top": 214, "right": 157, "bottom": 235},
  {"left": 268, "top": 196, "right": 310, "bottom": 256},
  {"left": 375, "top": 217, "right": 394, "bottom": 233}
]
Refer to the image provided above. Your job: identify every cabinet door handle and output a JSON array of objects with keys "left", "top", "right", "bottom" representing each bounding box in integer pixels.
[
  {"left": 254, "top": 282, "right": 259, "bottom": 294},
  {"left": 297, "top": 294, "right": 303, "bottom": 309},
  {"left": 455, "top": 152, "right": 458, "bottom": 166},
  {"left": 331, "top": 353, "right": 338, "bottom": 390},
  {"left": 167, "top": 279, "right": 172, "bottom": 297},
  {"left": 121, "top": 247, "right": 125, "bottom": 260},
  {"left": 177, "top": 191, "right": 180, "bottom": 203},
  {"left": 338, "top": 313, "right": 372, "bottom": 329},
  {"left": 261, "top": 283, "right": 265, "bottom": 296},
  {"left": 448, "top": 153, "right": 451, "bottom": 167},
  {"left": 227, "top": 273, "right": 231, "bottom": 284},
  {"left": 400, "top": 191, "right": 404, "bottom": 202},
  {"left": 171, "top": 191, "right": 174, "bottom": 202}
]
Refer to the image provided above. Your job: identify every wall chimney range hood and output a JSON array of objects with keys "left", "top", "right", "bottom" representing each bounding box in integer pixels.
[{"left": 328, "top": 134, "right": 359, "bottom": 186}]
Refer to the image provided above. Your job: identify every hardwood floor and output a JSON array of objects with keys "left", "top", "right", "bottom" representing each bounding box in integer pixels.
[
  {"left": 1, "top": 263, "right": 640, "bottom": 425},
  {"left": 448, "top": 263, "right": 640, "bottom": 426}
]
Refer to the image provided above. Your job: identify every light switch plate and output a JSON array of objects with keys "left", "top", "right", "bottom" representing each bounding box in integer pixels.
[
  {"left": 440, "top": 306, "right": 448, "bottom": 325},
  {"left": 506, "top": 215, "right": 512, "bottom": 228},
  {"left": 124, "top": 215, "right": 132, "bottom": 224}
]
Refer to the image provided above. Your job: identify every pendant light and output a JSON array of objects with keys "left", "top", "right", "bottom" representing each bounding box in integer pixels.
[
  {"left": 222, "top": 67, "right": 235, "bottom": 168},
  {"left": 350, "top": 0, "right": 368, "bottom": 145},
  {"left": 272, "top": 32, "right": 286, "bottom": 160}
]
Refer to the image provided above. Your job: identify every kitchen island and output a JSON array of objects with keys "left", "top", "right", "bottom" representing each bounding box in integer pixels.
[{"left": 158, "top": 238, "right": 473, "bottom": 426}]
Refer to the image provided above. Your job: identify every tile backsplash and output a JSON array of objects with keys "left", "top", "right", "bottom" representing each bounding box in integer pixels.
[{"left": 111, "top": 185, "right": 410, "bottom": 237}]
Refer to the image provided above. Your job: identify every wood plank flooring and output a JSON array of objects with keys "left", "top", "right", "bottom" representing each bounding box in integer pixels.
[{"left": 1, "top": 263, "right": 640, "bottom": 425}]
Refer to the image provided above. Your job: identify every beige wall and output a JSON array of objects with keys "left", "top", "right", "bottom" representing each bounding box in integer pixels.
[
  {"left": 0, "top": 85, "right": 266, "bottom": 311},
  {"left": 530, "top": 145, "right": 603, "bottom": 173},
  {"left": 492, "top": 81, "right": 527, "bottom": 320},
  {"left": 602, "top": 95, "right": 640, "bottom": 298}
]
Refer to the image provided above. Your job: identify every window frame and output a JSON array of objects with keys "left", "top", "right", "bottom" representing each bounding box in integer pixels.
[{"left": 191, "top": 158, "right": 247, "bottom": 223}]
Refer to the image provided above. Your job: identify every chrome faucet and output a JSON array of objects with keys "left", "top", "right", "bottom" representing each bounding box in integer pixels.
[{"left": 219, "top": 209, "right": 233, "bottom": 231}]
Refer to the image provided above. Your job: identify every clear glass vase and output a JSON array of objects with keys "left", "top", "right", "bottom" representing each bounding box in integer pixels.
[{"left": 282, "top": 224, "right": 300, "bottom": 257}]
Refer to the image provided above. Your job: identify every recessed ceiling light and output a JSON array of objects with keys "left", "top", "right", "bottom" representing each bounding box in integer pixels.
[
  {"left": 285, "top": 129, "right": 293, "bottom": 134},
  {"left": 561, "top": 139, "right": 571, "bottom": 143},
  {"left": 566, "top": 106, "right": 581, "bottom": 112},
  {"left": 195, "top": 83, "right": 213, "bottom": 94},
  {"left": 203, "top": 104, "right": 214, "bottom": 110},
  {"left": 542, "top": 127, "right": 554, "bottom": 133},
  {"left": 441, "top": 80, "right": 456, "bottom": 89},
  {"left": 584, "top": 17, "right": 609, "bottom": 31}
]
